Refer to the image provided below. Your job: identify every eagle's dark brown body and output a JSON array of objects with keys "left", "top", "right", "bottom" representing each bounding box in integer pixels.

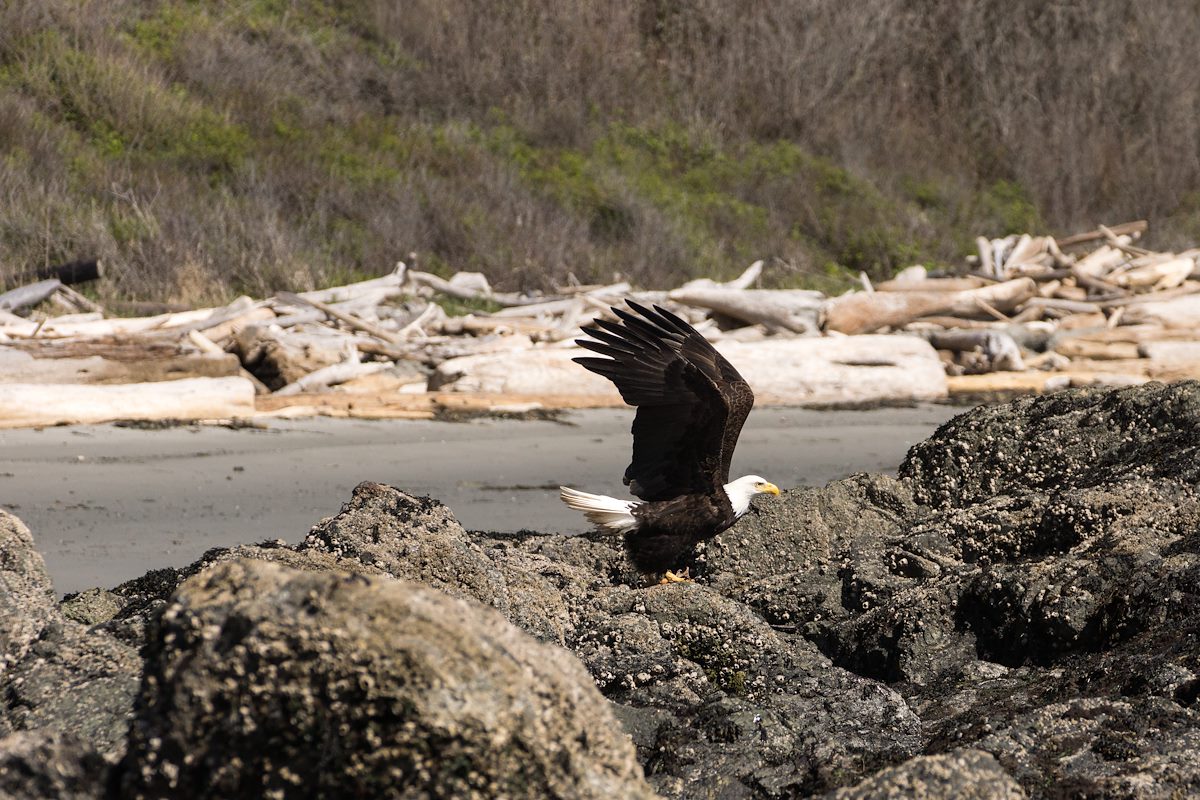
[{"left": 626, "top": 491, "right": 737, "bottom": 573}]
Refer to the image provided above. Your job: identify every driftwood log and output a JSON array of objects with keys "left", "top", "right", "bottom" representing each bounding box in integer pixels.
[
  {"left": 0, "top": 348, "right": 241, "bottom": 384},
  {"left": 0, "top": 376, "right": 256, "bottom": 428},
  {"left": 0, "top": 279, "right": 63, "bottom": 313},
  {"left": 434, "top": 335, "right": 947, "bottom": 405},
  {"left": 665, "top": 287, "right": 822, "bottom": 333},
  {"left": 822, "top": 278, "right": 1037, "bottom": 335}
]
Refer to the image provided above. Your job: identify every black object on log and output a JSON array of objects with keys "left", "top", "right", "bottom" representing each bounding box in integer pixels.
[{"left": 36, "top": 258, "right": 104, "bottom": 286}]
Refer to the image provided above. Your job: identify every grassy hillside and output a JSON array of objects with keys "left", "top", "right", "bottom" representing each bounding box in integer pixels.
[{"left": 1, "top": 0, "right": 1196, "bottom": 304}]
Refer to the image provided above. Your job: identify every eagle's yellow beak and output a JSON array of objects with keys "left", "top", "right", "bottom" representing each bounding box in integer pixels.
[{"left": 760, "top": 482, "right": 781, "bottom": 496}]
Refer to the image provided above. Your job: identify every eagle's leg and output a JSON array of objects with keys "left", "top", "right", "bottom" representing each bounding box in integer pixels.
[{"left": 658, "top": 567, "right": 692, "bottom": 585}]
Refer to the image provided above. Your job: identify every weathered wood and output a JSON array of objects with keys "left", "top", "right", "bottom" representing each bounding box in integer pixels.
[
  {"left": 435, "top": 336, "right": 947, "bottom": 406},
  {"left": 0, "top": 348, "right": 242, "bottom": 384},
  {"left": 276, "top": 291, "right": 401, "bottom": 344},
  {"left": 1073, "top": 243, "right": 1129, "bottom": 277},
  {"left": 274, "top": 361, "right": 392, "bottom": 396},
  {"left": 296, "top": 263, "right": 407, "bottom": 305},
  {"left": 675, "top": 261, "right": 763, "bottom": 293},
  {"left": 666, "top": 287, "right": 822, "bottom": 333},
  {"left": 1111, "top": 256, "right": 1194, "bottom": 290},
  {"left": 1122, "top": 293, "right": 1200, "bottom": 328},
  {"left": 821, "top": 278, "right": 1036, "bottom": 335},
  {"left": 194, "top": 306, "right": 277, "bottom": 343},
  {"left": 976, "top": 236, "right": 995, "bottom": 277},
  {"left": 1057, "top": 220, "right": 1148, "bottom": 248},
  {"left": 1052, "top": 339, "right": 1141, "bottom": 360},
  {"left": 947, "top": 372, "right": 1071, "bottom": 396},
  {"left": 926, "top": 329, "right": 1025, "bottom": 372},
  {"left": 1139, "top": 340, "right": 1200, "bottom": 366},
  {"left": 0, "top": 377, "right": 256, "bottom": 428},
  {"left": 406, "top": 270, "right": 544, "bottom": 307},
  {"left": 54, "top": 284, "right": 103, "bottom": 314},
  {"left": 233, "top": 325, "right": 358, "bottom": 389},
  {"left": 0, "top": 279, "right": 62, "bottom": 312}
]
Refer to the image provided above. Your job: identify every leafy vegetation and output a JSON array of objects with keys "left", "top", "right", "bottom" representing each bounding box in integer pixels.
[{"left": 1, "top": 0, "right": 1195, "bottom": 303}]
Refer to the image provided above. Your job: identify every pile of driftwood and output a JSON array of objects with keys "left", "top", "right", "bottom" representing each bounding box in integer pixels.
[{"left": 1, "top": 220, "right": 1198, "bottom": 427}]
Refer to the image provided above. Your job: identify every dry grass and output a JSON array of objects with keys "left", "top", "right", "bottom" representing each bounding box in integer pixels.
[{"left": 1, "top": 0, "right": 1198, "bottom": 302}]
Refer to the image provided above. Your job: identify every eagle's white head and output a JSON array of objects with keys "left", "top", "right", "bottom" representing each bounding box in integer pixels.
[{"left": 723, "top": 474, "right": 781, "bottom": 517}]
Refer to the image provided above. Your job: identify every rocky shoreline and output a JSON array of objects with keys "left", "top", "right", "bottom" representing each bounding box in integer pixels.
[{"left": 5, "top": 382, "right": 1200, "bottom": 798}]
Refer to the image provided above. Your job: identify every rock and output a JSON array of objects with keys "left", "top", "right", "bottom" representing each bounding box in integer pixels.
[
  {"left": 120, "top": 559, "right": 656, "bottom": 799},
  {"left": 0, "top": 730, "right": 110, "bottom": 800},
  {"left": 824, "top": 749, "right": 1025, "bottom": 799},
  {"left": 570, "top": 582, "right": 920, "bottom": 796},
  {"left": 2, "top": 619, "right": 140, "bottom": 759},
  {"left": 0, "top": 510, "right": 57, "bottom": 671},
  {"left": 60, "top": 588, "right": 126, "bottom": 626},
  {"left": 302, "top": 481, "right": 506, "bottom": 599},
  {"left": 975, "top": 697, "right": 1200, "bottom": 796},
  {"left": 0, "top": 511, "right": 140, "bottom": 765},
  {"left": 303, "top": 482, "right": 579, "bottom": 643}
]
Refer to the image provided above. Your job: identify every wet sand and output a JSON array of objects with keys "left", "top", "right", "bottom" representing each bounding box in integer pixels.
[{"left": 0, "top": 405, "right": 963, "bottom": 594}]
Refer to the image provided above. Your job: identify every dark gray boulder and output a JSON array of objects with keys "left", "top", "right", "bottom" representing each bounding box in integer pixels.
[
  {"left": 823, "top": 749, "right": 1025, "bottom": 799},
  {"left": 0, "top": 730, "right": 110, "bottom": 800},
  {"left": 0, "top": 511, "right": 139, "bottom": 752},
  {"left": 120, "top": 559, "right": 657, "bottom": 800},
  {"left": 2, "top": 619, "right": 139, "bottom": 759},
  {"left": 302, "top": 481, "right": 584, "bottom": 643},
  {"left": 0, "top": 510, "right": 57, "bottom": 673}
]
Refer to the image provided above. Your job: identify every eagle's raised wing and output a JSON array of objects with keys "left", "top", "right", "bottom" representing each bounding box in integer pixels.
[{"left": 573, "top": 302, "right": 755, "bottom": 500}]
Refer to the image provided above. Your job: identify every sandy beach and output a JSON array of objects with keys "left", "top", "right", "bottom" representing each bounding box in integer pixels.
[{"left": 0, "top": 404, "right": 962, "bottom": 594}]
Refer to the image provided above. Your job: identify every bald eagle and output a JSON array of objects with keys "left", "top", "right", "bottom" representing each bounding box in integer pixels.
[{"left": 559, "top": 302, "right": 780, "bottom": 581}]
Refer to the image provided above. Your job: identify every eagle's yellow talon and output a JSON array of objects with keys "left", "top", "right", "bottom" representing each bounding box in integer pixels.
[{"left": 659, "top": 568, "right": 692, "bottom": 584}]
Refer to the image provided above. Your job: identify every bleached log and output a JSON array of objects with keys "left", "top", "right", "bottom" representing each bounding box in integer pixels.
[
  {"left": 233, "top": 325, "right": 358, "bottom": 388},
  {"left": 947, "top": 373, "right": 1071, "bottom": 397},
  {"left": 406, "top": 270, "right": 543, "bottom": 307},
  {"left": 54, "top": 284, "right": 103, "bottom": 314},
  {"left": 1001, "top": 235, "right": 1047, "bottom": 273},
  {"left": 821, "top": 278, "right": 1036, "bottom": 335},
  {"left": 1111, "top": 256, "right": 1194, "bottom": 290},
  {"left": 1122, "top": 294, "right": 1200, "bottom": 328},
  {"left": 295, "top": 262, "right": 408, "bottom": 305},
  {"left": 1057, "top": 220, "right": 1148, "bottom": 248},
  {"left": 434, "top": 336, "right": 947, "bottom": 405},
  {"left": 435, "top": 315, "right": 552, "bottom": 338},
  {"left": 397, "top": 302, "right": 445, "bottom": 338},
  {"left": 976, "top": 237, "right": 995, "bottom": 278},
  {"left": 1099, "top": 224, "right": 1153, "bottom": 258},
  {"left": 277, "top": 291, "right": 401, "bottom": 344},
  {"left": 0, "top": 376, "right": 256, "bottom": 429},
  {"left": 1073, "top": 241, "right": 1130, "bottom": 277},
  {"left": 926, "top": 330, "right": 1025, "bottom": 372},
  {"left": 274, "top": 361, "right": 392, "bottom": 396},
  {"left": 0, "top": 349, "right": 242, "bottom": 384},
  {"left": 193, "top": 306, "right": 277, "bottom": 343},
  {"left": 0, "top": 279, "right": 62, "bottom": 312},
  {"left": 677, "top": 261, "right": 764, "bottom": 293},
  {"left": 1052, "top": 339, "right": 1141, "bottom": 360},
  {"left": 666, "top": 287, "right": 822, "bottom": 334},
  {"left": 1139, "top": 340, "right": 1200, "bottom": 366}
]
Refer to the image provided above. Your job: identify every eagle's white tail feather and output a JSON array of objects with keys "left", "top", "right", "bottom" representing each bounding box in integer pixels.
[{"left": 559, "top": 486, "right": 639, "bottom": 534}]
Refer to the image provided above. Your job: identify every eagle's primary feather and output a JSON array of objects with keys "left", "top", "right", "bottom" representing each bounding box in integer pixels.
[{"left": 562, "top": 302, "right": 778, "bottom": 577}]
